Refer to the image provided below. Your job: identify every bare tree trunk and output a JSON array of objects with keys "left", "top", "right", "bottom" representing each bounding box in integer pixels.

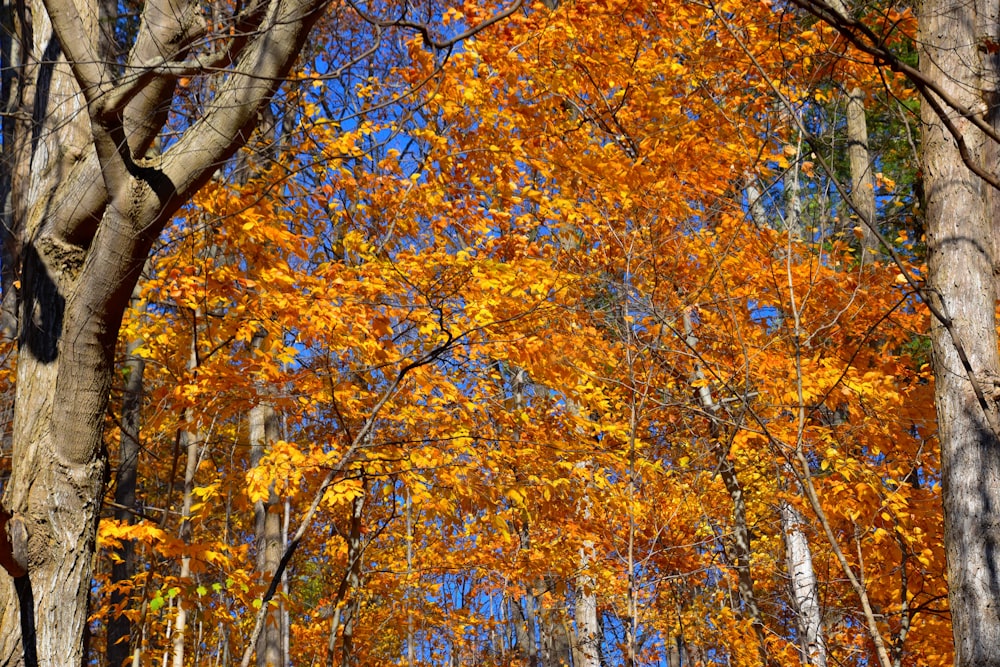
[
  {"left": 920, "top": 0, "right": 1000, "bottom": 664},
  {"left": 780, "top": 499, "right": 826, "bottom": 667},
  {"left": 512, "top": 589, "right": 539, "bottom": 666},
  {"left": 171, "top": 401, "right": 203, "bottom": 667},
  {"left": 573, "top": 482, "right": 600, "bottom": 667},
  {"left": 0, "top": 0, "right": 330, "bottom": 657},
  {"left": 783, "top": 138, "right": 804, "bottom": 239},
  {"left": 845, "top": 87, "right": 879, "bottom": 259},
  {"left": 339, "top": 488, "right": 366, "bottom": 667},
  {"left": 539, "top": 599, "right": 572, "bottom": 667},
  {"left": 744, "top": 173, "right": 771, "bottom": 229},
  {"left": 108, "top": 320, "right": 145, "bottom": 667},
  {"left": 825, "top": 0, "right": 878, "bottom": 261},
  {"left": 250, "top": 396, "right": 282, "bottom": 667}
]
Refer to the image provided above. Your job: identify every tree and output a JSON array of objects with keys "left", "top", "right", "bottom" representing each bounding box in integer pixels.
[{"left": 919, "top": 0, "right": 1000, "bottom": 664}]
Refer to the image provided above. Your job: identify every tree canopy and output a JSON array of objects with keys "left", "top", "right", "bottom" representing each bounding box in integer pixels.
[{"left": 0, "top": 0, "right": 990, "bottom": 665}]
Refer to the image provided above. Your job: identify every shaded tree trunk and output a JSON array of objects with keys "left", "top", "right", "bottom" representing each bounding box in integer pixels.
[
  {"left": 0, "top": 0, "right": 331, "bottom": 659},
  {"left": 250, "top": 400, "right": 282, "bottom": 667},
  {"left": 920, "top": 0, "right": 1000, "bottom": 664},
  {"left": 107, "top": 326, "right": 145, "bottom": 667}
]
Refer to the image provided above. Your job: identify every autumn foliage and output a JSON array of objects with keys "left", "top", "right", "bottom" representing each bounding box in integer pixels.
[{"left": 0, "top": 0, "right": 950, "bottom": 665}]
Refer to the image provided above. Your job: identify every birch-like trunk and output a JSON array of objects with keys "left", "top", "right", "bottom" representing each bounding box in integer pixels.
[
  {"left": 573, "top": 479, "right": 600, "bottom": 667},
  {"left": 781, "top": 499, "right": 826, "bottom": 667}
]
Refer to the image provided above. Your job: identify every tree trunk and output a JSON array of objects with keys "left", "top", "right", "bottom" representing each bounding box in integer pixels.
[
  {"left": 844, "top": 87, "right": 879, "bottom": 259},
  {"left": 339, "top": 489, "right": 366, "bottom": 667},
  {"left": 108, "top": 328, "right": 145, "bottom": 667},
  {"left": 512, "top": 590, "right": 539, "bottom": 666},
  {"left": 0, "top": 0, "right": 330, "bottom": 658},
  {"left": 920, "top": 0, "right": 1000, "bottom": 664},
  {"left": 573, "top": 486, "right": 600, "bottom": 667},
  {"left": 780, "top": 499, "right": 826, "bottom": 667},
  {"left": 826, "top": 0, "right": 879, "bottom": 259},
  {"left": 250, "top": 400, "right": 282, "bottom": 667},
  {"left": 171, "top": 405, "right": 203, "bottom": 667},
  {"left": 783, "top": 137, "right": 804, "bottom": 239}
]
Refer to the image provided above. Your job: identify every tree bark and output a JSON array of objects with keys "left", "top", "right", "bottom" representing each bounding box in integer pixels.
[
  {"left": 572, "top": 481, "right": 600, "bottom": 667},
  {"left": 0, "top": 0, "right": 330, "bottom": 660},
  {"left": 780, "top": 499, "right": 826, "bottom": 667},
  {"left": 920, "top": 0, "right": 1000, "bottom": 664},
  {"left": 845, "top": 87, "right": 879, "bottom": 260},
  {"left": 250, "top": 399, "right": 282, "bottom": 667},
  {"left": 107, "top": 328, "right": 145, "bottom": 667}
]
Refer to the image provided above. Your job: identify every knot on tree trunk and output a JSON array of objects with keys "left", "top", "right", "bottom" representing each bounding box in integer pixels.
[{"left": 0, "top": 509, "right": 28, "bottom": 578}]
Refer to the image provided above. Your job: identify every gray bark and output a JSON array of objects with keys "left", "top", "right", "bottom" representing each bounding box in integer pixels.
[
  {"left": 0, "top": 0, "right": 331, "bottom": 659},
  {"left": 826, "top": 0, "right": 879, "bottom": 259},
  {"left": 107, "top": 326, "right": 145, "bottom": 667},
  {"left": 744, "top": 174, "right": 770, "bottom": 229},
  {"left": 845, "top": 87, "right": 879, "bottom": 260},
  {"left": 250, "top": 400, "right": 282, "bottom": 667},
  {"left": 920, "top": 0, "right": 1000, "bottom": 664},
  {"left": 783, "top": 139, "right": 804, "bottom": 239}
]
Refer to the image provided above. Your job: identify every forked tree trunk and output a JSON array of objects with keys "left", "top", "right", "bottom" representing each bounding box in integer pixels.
[{"left": 0, "top": 0, "right": 330, "bottom": 659}]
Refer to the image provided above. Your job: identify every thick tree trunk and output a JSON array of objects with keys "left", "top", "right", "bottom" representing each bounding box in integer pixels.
[
  {"left": 0, "top": 0, "right": 329, "bottom": 659},
  {"left": 920, "top": 0, "right": 1000, "bottom": 665}
]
